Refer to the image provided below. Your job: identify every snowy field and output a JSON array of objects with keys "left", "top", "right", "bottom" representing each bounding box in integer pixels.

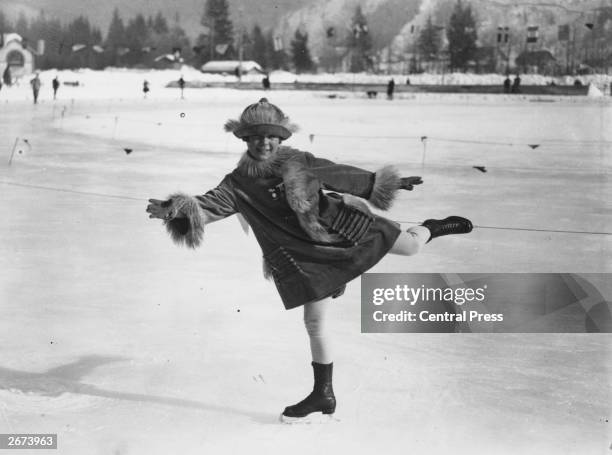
[{"left": 1, "top": 70, "right": 611, "bottom": 454}]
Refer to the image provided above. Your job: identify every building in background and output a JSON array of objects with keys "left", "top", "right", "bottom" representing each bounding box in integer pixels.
[{"left": 0, "top": 33, "right": 35, "bottom": 81}]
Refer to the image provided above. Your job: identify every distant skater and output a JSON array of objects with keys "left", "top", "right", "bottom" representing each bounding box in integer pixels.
[
  {"left": 262, "top": 75, "right": 271, "bottom": 90},
  {"left": 387, "top": 78, "right": 395, "bottom": 100},
  {"left": 178, "top": 76, "right": 185, "bottom": 99},
  {"left": 52, "top": 76, "right": 60, "bottom": 100},
  {"left": 503, "top": 75, "right": 511, "bottom": 94},
  {"left": 146, "top": 98, "right": 473, "bottom": 424},
  {"left": 511, "top": 74, "right": 521, "bottom": 94},
  {"left": 143, "top": 80, "right": 150, "bottom": 99},
  {"left": 30, "top": 72, "right": 41, "bottom": 104},
  {"left": 3, "top": 66, "right": 11, "bottom": 87}
]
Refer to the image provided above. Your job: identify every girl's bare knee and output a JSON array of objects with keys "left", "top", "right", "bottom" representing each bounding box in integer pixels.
[
  {"left": 390, "top": 235, "right": 421, "bottom": 255},
  {"left": 389, "top": 227, "right": 430, "bottom": 256}
]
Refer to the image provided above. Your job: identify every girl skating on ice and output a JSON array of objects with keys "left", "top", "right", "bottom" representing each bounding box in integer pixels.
[{"left": 146, "top": 98, "right": 473, "bottom": 423}]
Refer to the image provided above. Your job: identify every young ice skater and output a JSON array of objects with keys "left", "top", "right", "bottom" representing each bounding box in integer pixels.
[{"left": 146, "top": 98, "right": 473, "bottom": 423}]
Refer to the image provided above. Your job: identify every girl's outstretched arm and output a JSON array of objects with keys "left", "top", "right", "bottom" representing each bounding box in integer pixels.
[
  {"left": 303, "top": 152, "right": 422, "bottom": 210},
  {"left": 146, "top": 176, "right": 238, "bottom": 248}
]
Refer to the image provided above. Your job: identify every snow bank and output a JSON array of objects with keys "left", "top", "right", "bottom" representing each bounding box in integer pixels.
[
  {"left": 0, "top": 65, "right": 610, "bottom": 102},
  {"left": 587, "top": 83, "right": 604, "bottom": 98}
]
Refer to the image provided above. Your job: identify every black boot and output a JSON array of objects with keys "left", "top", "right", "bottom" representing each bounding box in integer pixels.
[
  {"left": 422, "top": 216, "right": 473, "bottom": 243},
  {"left": 280, "top": 362, "right": 336, "bottom": 423}
]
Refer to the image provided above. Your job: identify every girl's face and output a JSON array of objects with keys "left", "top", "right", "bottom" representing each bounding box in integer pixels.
[{"left": 245, "top": 135, "right": 281, "bottom": 161}]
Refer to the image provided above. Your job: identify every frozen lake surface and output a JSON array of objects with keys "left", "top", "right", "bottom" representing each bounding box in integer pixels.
[{"left": 1, "top": 85, "right": 611, "bottom": 454}]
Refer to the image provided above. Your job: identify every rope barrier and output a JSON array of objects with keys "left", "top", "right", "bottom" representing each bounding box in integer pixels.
[
  {"left": 55, "top": 108, "right": 612, "bottom": 150},
  {"left": 4, "top": 101, "right": 609, "bottom": 239},
  {"left": 400, "top": 220, "right": 611, "bottom": 236},
  {"left": 32, "top": 91, "right": 607, "bottom": 152},
  {"left": 309, "top": 133, "right": 612, "bottom": 148},
  {"left": 2, "top": 180, "right": 610, "bottom": 237},
  {"left": 0, "top": 180, "right": 143, "bottom": 202}
]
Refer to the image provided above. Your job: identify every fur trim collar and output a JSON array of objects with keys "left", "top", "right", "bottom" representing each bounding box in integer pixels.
[
  {"left": 235, "top": 151, "right": 280, "bottom": 178},
  {"left": 235, "top": 147, "right": 296, "bottom": 178}
]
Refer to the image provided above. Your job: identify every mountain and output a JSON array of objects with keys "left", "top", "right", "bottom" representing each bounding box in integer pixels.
[
  {"left": 2, "top": 0, "right": 609, "bottom": 70},
  {"left": 275, "top": 0, "right": 609, "bottom": 70}
]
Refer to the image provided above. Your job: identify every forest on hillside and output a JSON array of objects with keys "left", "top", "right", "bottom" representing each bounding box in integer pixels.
[{"left": 1, "top": 0, "right": 611, "bottom": 75}]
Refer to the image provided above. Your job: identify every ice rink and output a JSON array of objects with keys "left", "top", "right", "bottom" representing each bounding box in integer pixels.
[{"left": 1, "top": 82, "right": 611, "bottom": 454}]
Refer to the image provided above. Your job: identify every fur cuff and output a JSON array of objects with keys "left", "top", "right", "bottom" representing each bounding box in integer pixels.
[
  {"left": 163, "top": 193, "right": 205, "bottom": 248},
  {"left": 368, "top": 165, "right": 401, "bottom": 210}
]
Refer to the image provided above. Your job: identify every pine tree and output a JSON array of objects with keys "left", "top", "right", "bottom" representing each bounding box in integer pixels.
[
  {"left": 165, "top": 12, "right": 192, "bottom": 64},
  {"left": 153, "top": 12, "right": 169, "bottom": 34},
  {"left": 65, "top": 16, "right": 96, "bottom": 68},
  {"left": 0, "top": 9, "right": 11, "bottom": 33},
  {"left": 167, "top": 23, "right": 192, "bottom": 62},
  {"left": 146, "top": 11, "right": 181, "bottom": 64},
  {"left": 349, "top": 5, "right": 372, "bottom": 72},
  {"left": 418, "top": 16, "right": 441, "bottom": 61},
  {"left": 125, "top": 14, "right": 148, "bottom": 49},
  {"left": 447, "top": 0, "right": 477, "bottom": 71},
  {"left": 27, "top": 11, "right": 46, "bottom": 45},
  {"left": 90, "top": 26, "right": 104, "bottom": 69},
  {"left": 105, "top": 9, "right": 125, "bottom": 47},
  {"left": 15, "top": 12, "right": 28, "bottom": 38},
  {"left": 105, "top": 8, "right": 125, "bottom": 66},
  {"left": 28, "top": 12, "right": 48, "bottom": 65},
  {"left": 43, "top": 19, "right": 64, "bottom": 68},
  {"left": 201, "top": 0, "right": 235, "bottom": 60},
  {"left": 239, "top": 29, "right": 252, "bottom": 61},
  {"left": 291, "top": 28, "right": 314, "bottom": 73},
  {"left": 251, "top": 24, "right": 268, "bottom": 68},
  {"left": 124, "top": 14, "right": 148, "bottom": 65},
  {"left": 91, "top": 27, "right": 103, "bottom": 46},
  {"left": 67, "top": 16, "right": 94, "bottom": 44}
]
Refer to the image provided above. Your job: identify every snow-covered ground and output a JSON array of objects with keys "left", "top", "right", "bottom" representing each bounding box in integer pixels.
[
  {"left": 1, "top": 69, "right": 611, "bottom": 454},
  {"left": 1, "top": 66, "right": 612, "bottom": 103}
]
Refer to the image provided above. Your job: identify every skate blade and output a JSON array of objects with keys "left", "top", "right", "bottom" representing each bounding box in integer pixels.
[{"left": 279, "top": 412, "right": 338, "bottom": 425}]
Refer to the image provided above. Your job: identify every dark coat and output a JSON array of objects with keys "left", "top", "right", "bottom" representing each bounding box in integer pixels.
[{"left": 166, "top": 147, "right": 402, "bottom": 309}]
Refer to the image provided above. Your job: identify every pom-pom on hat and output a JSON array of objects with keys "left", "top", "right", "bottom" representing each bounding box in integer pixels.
[{"left": 224, "top": 98, "right": 298, "bottom": 140}]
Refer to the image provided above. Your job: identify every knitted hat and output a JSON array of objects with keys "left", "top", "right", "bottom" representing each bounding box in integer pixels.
[{"left": 224, "top": 98, "right": 298, "bottom": 140}]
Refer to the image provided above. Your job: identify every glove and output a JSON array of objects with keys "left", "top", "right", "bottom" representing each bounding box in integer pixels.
[
  {"left": 400, "top": 176, "right": 423, "bottom": 191},
  {"left": 146, "top": 198, "right": 181, "bottom": 220}
]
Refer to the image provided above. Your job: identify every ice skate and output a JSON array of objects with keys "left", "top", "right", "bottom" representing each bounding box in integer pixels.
[
  {"left": 280, "top": 362, "right": 336, "bottom": 424},
  {"left": 422, "top": 216, "right": 473, "bottom": 242}
]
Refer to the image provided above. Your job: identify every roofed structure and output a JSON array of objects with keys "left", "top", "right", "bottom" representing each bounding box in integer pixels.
[{"left": 200, "top": 60, "right": 264, "bottom": 75}]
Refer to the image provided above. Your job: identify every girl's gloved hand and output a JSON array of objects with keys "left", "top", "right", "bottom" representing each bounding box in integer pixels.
[
  {"left": 146, "top": 198, "right": 178, "bottom": 220},
  {"left": 400, "top": 176, "right": 423, "bottom": 191}
]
